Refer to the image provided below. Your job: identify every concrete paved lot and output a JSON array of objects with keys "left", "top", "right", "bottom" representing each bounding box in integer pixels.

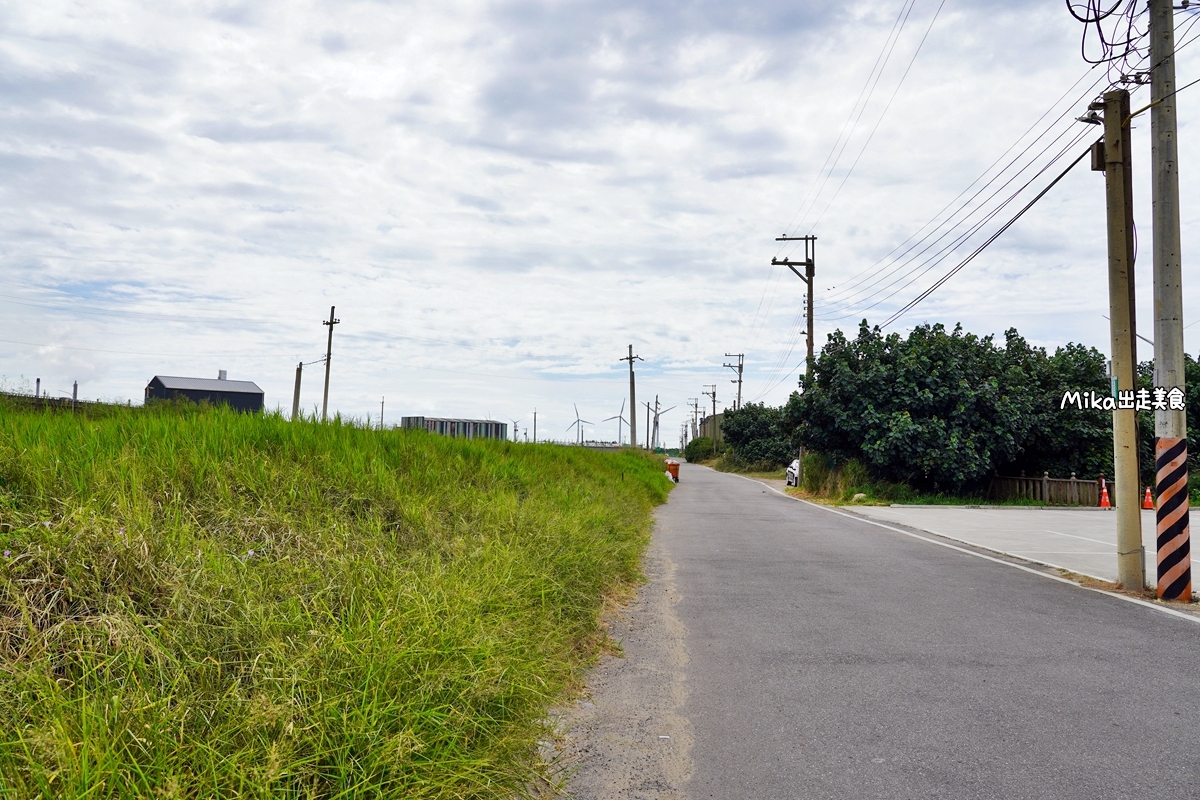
[{"left": 850, "top": 505, "right": 1159, "bottom": 587}]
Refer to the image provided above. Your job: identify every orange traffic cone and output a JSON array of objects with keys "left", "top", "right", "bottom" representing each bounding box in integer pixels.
[
  {"left": 1099, "top": 480, "right": 1111, "bottom": 509},
  {"left": 1143, "top": 486, "right": 1155, "bottom": 509}
]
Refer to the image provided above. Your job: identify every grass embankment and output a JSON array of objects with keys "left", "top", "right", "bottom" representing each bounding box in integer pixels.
[{"left": 0, "top": 403, "right": 670, "bottom": 798}]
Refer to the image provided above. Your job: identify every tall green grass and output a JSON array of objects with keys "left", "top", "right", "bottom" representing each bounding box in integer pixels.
[{"left": 0, "top": 402, "right": 670, "bottom": 798}]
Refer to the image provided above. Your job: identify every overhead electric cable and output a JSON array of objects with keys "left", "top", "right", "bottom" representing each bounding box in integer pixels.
[
  {"left": 880, "top": 143, "right": 1094, "bottom": 328},
  {"left": 815, "top": 125, "right": 1094, "bottom": 319},
  {"left": 804, "top": 0, "right": 948, "bottom": 234},
  {"left": 743, "top": 0, "right": 919, "bottom": 354},
  {"left": 817, "top": 69, "right": 1107, "bottom": 308}
]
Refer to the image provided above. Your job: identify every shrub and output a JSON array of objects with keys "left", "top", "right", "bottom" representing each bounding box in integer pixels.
[
  {"left": 684, "top": 436, "right": 714, "bottom": 462},
  {"left": 719, "top": 402, "right": 794, "bottom": 468}
]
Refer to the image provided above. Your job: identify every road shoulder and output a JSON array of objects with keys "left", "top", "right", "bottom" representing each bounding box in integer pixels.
[{"left": 547, "top": 536, "right": 693, "bottom": 799}]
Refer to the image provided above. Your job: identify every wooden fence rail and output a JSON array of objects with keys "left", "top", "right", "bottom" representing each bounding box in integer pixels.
[{"left": 986, "top": 472, "right": 1104, "bottom": 506}]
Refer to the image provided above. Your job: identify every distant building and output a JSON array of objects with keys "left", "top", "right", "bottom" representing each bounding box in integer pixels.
[
  {"left": 401, "top": 416, "right": 507, "bottom": 440},
  {"left": 699, "top": 412, "right": 724, "bottom": 446},
  {"left": 145, "top": 372, "right": 264, "bottom": 412}
]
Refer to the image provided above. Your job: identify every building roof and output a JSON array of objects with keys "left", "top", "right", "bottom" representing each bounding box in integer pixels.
[{"left": 151, "top": 375, "right": 263, "bottom": 394}]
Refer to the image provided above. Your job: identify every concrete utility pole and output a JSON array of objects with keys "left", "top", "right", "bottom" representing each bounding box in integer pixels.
[
  {"left": 724, "top": 353, "right": 745, "bottom": 410},
  {"left": 775, "top": 235, "right": 818, "bottom": 485},
  {"left": 1149, "top": 0, "right": 1191, "bottom": 600},
  {"left": 773, "top": 235, "right": 817, "bottom": 376},
  {"left": 643, "top": 400, "right": 653, "bottom": 450},
  {"left": 321, "top": 306, "right": 340, "bottom": 423},
  {"left": 1092, "top": 88, "right": 1143, "bottom": 589},
  {"left": 689, "top": 398, "right": 700, "bottom": 440},
  {"left": 702, "top": 385, "right": 717, "bottom": 443},
  {"left": 620, "top": 345, "right": 643, "bottom": 450},
  {"left": 533, "top": 409, "right": 537, "bottom": 443},
  {"left": 380, "top": 396, "right": 385, "bottom": 430},
  {"left": 292, "top": 362, "right": 303, "bottom": 420},
  {"left": 652, "top": 396, "right": 659, "bottom": 450}
]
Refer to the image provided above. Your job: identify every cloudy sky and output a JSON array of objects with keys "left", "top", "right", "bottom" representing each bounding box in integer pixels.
[{"left": 3, "top": 0, "right": 1200, "bottom": 444}]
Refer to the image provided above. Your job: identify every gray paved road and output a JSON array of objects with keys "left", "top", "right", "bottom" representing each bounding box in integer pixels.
[{"left": 657, "top": 464, "right": 1200, "bottom": 799}]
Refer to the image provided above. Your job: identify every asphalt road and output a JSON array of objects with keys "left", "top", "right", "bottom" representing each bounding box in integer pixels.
[{"left": 652, "top": 463, "right": 1200, "bottom": 799}]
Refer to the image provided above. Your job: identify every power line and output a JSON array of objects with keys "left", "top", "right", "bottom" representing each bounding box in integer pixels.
[
  {"left": 804, "top": 0, "right": 948, "bottom": 235},
  {"left": 880, "top": 143, "right": 1094, "bottom": 328},
  {"left": 742, "top": 0, "right": 920, "bottom": 355},
  {"left": 816, "top": 125, "right": 1095, "bottom": 321},
  {"left": 816, "top": 77, "right": 1107, "bottom": 312}
]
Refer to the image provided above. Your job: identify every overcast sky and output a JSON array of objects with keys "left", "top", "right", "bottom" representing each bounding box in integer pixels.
[{"left": 3, "top": 0, "right": 1200, "bottom": 444}]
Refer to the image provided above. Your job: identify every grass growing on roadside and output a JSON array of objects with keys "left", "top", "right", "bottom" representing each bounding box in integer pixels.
[
  {"left": 786, "top": 454, "right": 1061, "bottom": 507},
  {"left": 0, "top": 401, "right": 670, "bottom": 798}
]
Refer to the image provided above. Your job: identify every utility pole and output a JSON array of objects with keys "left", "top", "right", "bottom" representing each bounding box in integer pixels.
[
  {"left": 321, "top": 306, "right": 340, "bottom": 423},
  {"left": 643, "top": 400, "right": 652, "bottom": 450},
  {"left": 775, "top": 235, "right": 817, "bottom": 486},
  {"left": 292, "top": 362, "right": 303, "bottom": 420},
  {"left": 652, "top": 395, "right": 660, "bottom": 450},
  {"left": 1149, "top": 0, "right": 1191, "bottom": 600},
  {"left": 380, "top": 396, "right": 385, "bottom": 430},
  {"left": 689, "top": 398, "right": 700, "bottom": 440},
  {"left": 702, "top": 385, "right": 717, "bottom": 444},
  {"left": 620, "top": 346, "right": 643, "bottom": 450},
  {"left": 533, "top": 409, "right": 537, "bottom": 443},
  {"left": 724, "top": 353, "right": 745, "bottom": 410},
  {"left": 1092, "top": 88, "right": 1143, "bottom": 590},
  {"left": 772, "top": 235, "right": 817, "bottom": 376}
]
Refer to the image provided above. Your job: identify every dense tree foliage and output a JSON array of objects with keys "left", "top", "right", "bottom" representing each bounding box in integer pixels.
[
  {"left": 780, "top": 322, "right": 1114, "bottom": 493},
  {"left": 719, "top": 402, "right": 795, "bottom": 468}
]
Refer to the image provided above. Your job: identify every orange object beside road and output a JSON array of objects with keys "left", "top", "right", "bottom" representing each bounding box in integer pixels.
[
  {"left": 1144, "top": 485, "right": 1155, "bottom": 509},
  {"left": 665, "top": 459, "right": 680, "bottom": 483},
  {"left": 1099, "top": 479, "right": 1111, "bottom": 509}
]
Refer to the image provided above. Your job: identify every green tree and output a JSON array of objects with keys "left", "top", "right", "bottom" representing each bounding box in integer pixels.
[
  {"left": 781, "top": 321, "right": 1114, "bottom": 493},
  {"left": 720, "top": 402, "right": 794, "bottom": 468}
]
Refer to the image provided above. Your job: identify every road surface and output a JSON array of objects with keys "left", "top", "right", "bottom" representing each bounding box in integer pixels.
[{"left": 562, "top": 463, "right": 1200, "bottom": 799}]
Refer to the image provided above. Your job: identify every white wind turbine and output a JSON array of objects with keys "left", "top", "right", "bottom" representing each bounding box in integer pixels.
[
  {"left": 651, "top": 404, "right": 676, "bottom": 451},
  {"left": 566, "top": 404, "right": 593, "bottom": 445},
  {"left": 604, "top": 399, "right": 628, "bottom": 445}
]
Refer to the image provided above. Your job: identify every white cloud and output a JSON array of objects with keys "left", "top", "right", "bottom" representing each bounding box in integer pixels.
[{"left": 0, "top": 0, "right": 1197, "bottom": 443}]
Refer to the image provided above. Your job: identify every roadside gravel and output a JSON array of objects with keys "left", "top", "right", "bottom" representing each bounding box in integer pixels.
[{"left": 548, "top": 538, "right": 692, "bottom": 800}]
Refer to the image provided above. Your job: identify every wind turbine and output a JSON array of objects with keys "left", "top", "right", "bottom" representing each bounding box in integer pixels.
[
  {"left": 651, "top": 404, "right": 676, "bottom": 451},
  {"left": 566, "top": 404, "right": 593, "bottom": 445},
  {"left": 603, "top": 399, "right": 628, "bottom": 445},
  {"left": 505, "top": 416, "right": 520, "bottom": 442}
]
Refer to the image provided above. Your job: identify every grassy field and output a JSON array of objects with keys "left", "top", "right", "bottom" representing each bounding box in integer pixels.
[{"left": 0, "top": 402, "right": 670, "bottom": 798}]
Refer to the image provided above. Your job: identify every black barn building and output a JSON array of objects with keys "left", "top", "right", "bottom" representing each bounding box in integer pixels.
[{"left": 145, "top": 373, "right": 264, "bottom": 412}]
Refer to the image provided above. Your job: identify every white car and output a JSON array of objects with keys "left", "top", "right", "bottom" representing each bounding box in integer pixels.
[{"left": 785, "top": 458, "right": 800, "bottom": 487}]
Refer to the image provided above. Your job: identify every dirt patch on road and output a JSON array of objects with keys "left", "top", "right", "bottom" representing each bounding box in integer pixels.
[{"left": 546, "top": 539, "right": 693, "bottom": 799}]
